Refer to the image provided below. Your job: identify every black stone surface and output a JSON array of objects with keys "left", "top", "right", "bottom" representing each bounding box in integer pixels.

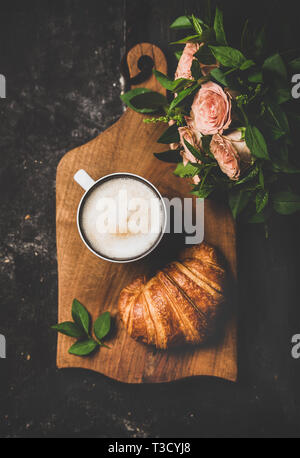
[{"left": 0, "top": 0, "right": 300, "bottom": 438}]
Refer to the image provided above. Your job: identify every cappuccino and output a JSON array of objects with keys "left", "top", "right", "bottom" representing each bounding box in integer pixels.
[{"left": 80, "top": 176, "right": 165, "bottom": 261}]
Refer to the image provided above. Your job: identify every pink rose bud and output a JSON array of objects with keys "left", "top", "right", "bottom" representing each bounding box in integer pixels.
[
  {"left": 178, "top": 126, "right": 202, "bottom": 166},
  {"left": 192, "top": 175, "right": 201, "bottom": 185},
  {"left": 224, "top": 130, "right": 252, "bottom": 168},
  {"left": 175, "top": 43, "right": 218, "bottom": 80},
  {"left": 188, "top": 82, "right": 232, "bottom": 136},
  {"left": 175, "top": 43, "right": 200, "bottom": 80},
  {"left": 210, "top": 134, "right": 240, "bottom": 180}
]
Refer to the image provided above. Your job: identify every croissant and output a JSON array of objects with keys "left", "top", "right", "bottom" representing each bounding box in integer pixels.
[{"left": 118, "top": 242, "right": 227, "bottom": 349}]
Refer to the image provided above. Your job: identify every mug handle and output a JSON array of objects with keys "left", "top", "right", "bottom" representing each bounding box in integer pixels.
[{"left": 74, "top": 169, "right": 95, "bottom": 191}]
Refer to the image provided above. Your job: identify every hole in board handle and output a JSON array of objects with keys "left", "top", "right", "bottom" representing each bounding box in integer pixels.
[{"left": 120, "top": 53, "right": 154, "bottom": 87}]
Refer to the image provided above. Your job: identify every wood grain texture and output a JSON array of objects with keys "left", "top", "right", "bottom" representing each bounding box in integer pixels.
[{"left": 56, "top": 43, "right": 237, "bottom": 383}]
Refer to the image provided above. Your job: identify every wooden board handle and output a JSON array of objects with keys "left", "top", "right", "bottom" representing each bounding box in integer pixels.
[{"left": 126, "top": 43, "right": 167, "bottom": 93}]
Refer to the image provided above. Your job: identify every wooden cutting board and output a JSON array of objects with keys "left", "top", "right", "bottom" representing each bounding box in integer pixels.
[{"left": 56, "top": 43, "right": 237, "bottom": 383}]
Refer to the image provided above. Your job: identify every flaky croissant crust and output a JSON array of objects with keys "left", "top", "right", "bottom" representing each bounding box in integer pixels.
[{"left": 118, "top": 242, "right": 227, "bottom": 349}]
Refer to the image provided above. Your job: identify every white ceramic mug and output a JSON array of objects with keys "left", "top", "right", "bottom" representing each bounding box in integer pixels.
[{"left": 74, "top": 170, "right": 167, "bottom": 263}]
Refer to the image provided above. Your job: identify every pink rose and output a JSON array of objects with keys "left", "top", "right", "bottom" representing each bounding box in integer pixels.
[
  {"left": 224, "top": 130, "right": 252, "bottom": 168},
  {"left": 210, "top": 134, "right": 240, "bottom": 180},
  {"left": 188, "top": 82, "right": 232, "bottom": 135},
  {"left": 175, "top": 43, "right": 200, "bottom": 80},
  {"left": 178, "top": 126, "right": 202, "bottom": 166}
]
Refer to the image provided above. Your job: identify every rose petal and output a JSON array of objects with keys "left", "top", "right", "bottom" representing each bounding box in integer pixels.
[{"left": 190, "top": 82, "right": 232, "bottom": 136}]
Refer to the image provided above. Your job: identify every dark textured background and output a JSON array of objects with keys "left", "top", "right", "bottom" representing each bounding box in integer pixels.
[{"left": 1, "top": 0, "right": 300, "bottom": 438}]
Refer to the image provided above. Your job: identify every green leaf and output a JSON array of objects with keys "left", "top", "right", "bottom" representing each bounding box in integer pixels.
[
  {"left": 174, "top": 162, "right": 199, "bottom": 177},
  {"left": 245, "top": 125, "right": 269, "bottom": 160},
  {"left": 254, "top": 26, "right": 266, "bottom": 57},
  {"left": 214, "top": 7, "right": 227, "bottom": 45},
  {"left": 240, "top": 59, "right": 255, "bottom": 71},
  {"left": 191, "top": 59, "right": 202, "bottom": 80},
  {"left": 229, "top": 190, "right": 252, "bottom": 219},
  {"left": 153, "top": 70, "right": 175, "bottom": 91},
  {"left": 209, "top": 45, "right": 246, "bottom": 68},
  {"left": 204, "top": 0, "right": 212, "bottom": 25},
  {"left": 248, "top": 71, "right": 263, "bottom": 83},
  {"left": 154, "top": 150, "right": 182, "bottom": 163},
  {"left": 157, "top": 124, "right": 180, "bottom": 144},
  {"left": 264, "top": 102, "right": 289, "bottom": 139},
  {"left": 68, "top": 338, "right": 98, "bottom": 356},
  {"left": 169, "top": 83, "right": 199, "bottom": 110},
  {"left": 191, "top": 185, "right": 214, "bottom": 198},
  {"left": 175, "top": 50, "right": 183, "bottom": 61},
  {"left": 259, "top": 166, "right": 264, "bottom": 189},
  {"left": 153, "top": 70, "right": 189, "bottom": 92},
  {"left": 194, "top": 44, "right": 216, "bottom": 65},
  {"left": 274, "top": 162, "right": 300, "bottom": 174},
  {"left": 121, "top": 88, "right": 156, "bottom": 114},
  {"left": 271, "top": 145, "right": 300, "bottom": 174},
  {"left": 241, "top": 19, "right": 251, "bottom": 54},
  {"left": 130, "top": 91, "right": 168, "bottom": 112},
  {"left": 170, "top": 16, "right": 192, "bottom": 30},
  {"left": 266, "top": 126, "right": 285, "bottom": 141},
  {"left": 171, "top": 35, "right": 202, "bottom": 45},
  {"left": 172, "top": 78, "right": 192, "bottom": 92},
  {"left": 289, "top": 57, "right": 300, "bottom": 73},
  {"left": 183, "top": 138, "right": 208, "bottom": 162},
  {"left": 201, "top": 135, "right": 213, "bottom": 155},
  {"left": 72, "top": 299, "right": 90, "bottom": 335},
  {"left": 273, "top": 191, "right": 300, "bottom": 215},
  {"left": 248, "top": 208, "right": 270, "bottom": 224},
  {"left": 235, "top": 165, "right": 259, "bottom": 185},
  {"left": 256, "top": 189, "right": 269, "bottom": 213},
  {"left": 274, "top": 87, "right": 291, "bottom": 105},
  {"left": 263, "top": 53, "right": 287, "bottom": 81},
  {"left": 51, "top": 322, "right": 86, "bottom": 339},
  {"left": 210, "top": 68, "right": 229, "bottom": 86},
  {"left": 191, "top": 14, "right": 203, "bottom": 35},
  {"left": 94, "top": 312, "right": 111, "bottom": 341}
]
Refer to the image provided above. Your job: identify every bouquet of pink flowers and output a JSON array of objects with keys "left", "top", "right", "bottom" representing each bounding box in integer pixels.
[{"left": 121, "top": 7, "right": 300, "bottom": 224}]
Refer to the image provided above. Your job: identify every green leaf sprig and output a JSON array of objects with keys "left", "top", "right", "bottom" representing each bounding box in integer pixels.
[{"left": 52, "top": 299, "right": 111, "bottom": 356}]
